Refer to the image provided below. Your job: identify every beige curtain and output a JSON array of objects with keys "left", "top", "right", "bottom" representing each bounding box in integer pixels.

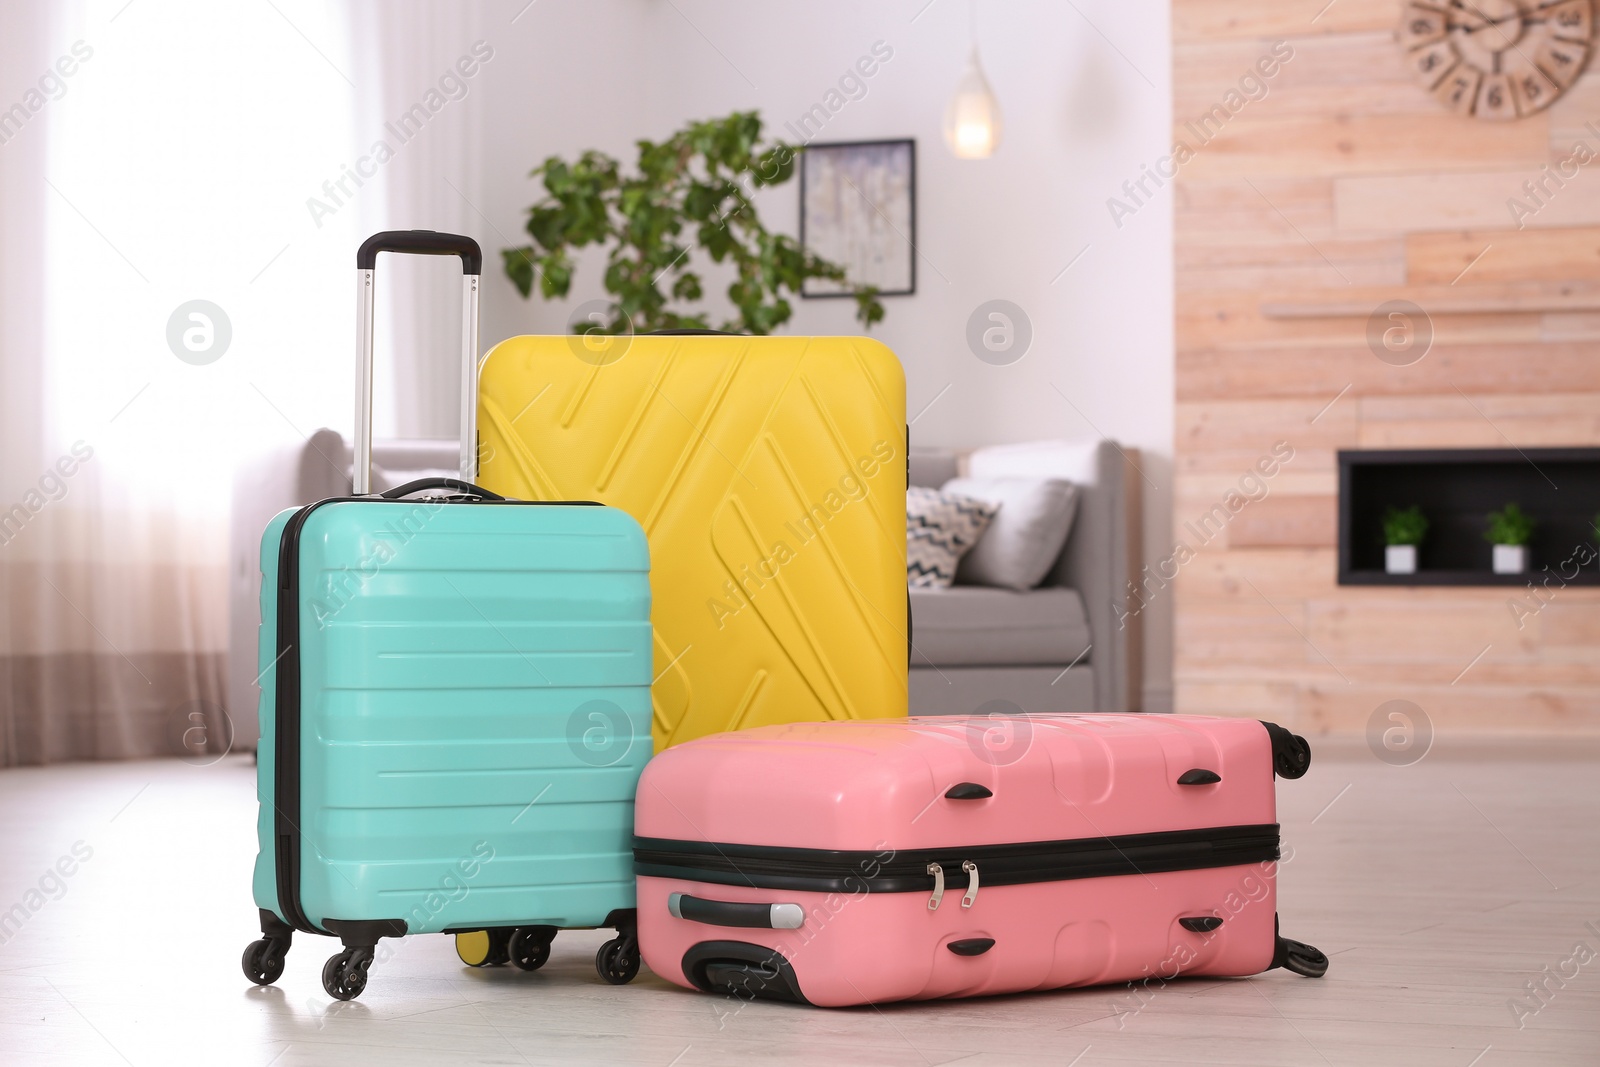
[{"left": 1, "top": 0, "right": 368, "bottom": 764}]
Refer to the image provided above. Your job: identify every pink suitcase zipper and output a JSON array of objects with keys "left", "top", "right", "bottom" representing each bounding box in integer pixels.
[{"left": 633, "top": 714, "right": 1326, "bottom": 1007}]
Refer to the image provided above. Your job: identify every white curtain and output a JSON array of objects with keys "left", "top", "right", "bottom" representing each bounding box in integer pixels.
[
  {"left": 349, "top": 1, "right": 486, "bottom": 441},
  {"left": 0, "top": 0, "right": 390, "bottom": 763}
]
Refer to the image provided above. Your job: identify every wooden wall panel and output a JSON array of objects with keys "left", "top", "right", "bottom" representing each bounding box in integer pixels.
[
  {"left": 1176, "top": 343, "right": 1600, "bottom": 400},
  {"left": 1173, "top": 5, "right": 1600, "bottom": 735},
  {"left": 1334, "top": 169, "right": 1600, "bottom": 232},
  {"left": 1173, "top": 0, "right": 1400, "bottom": 41},
  {"left": 1176, "top": 547, "right": 1340, "bottom": 601},
  {"left": 1227, "top": 495, "right": 1337, "bottom": 548},
  {"left": 1540, "top": 312, "right": 1600, "bottom": 340},
  {"left": 1178, "top": 177, "right": 1336, "bottom": 234},
  {"left": 1406, "top": 228, "right": 1600, "bottom": 284},
  {"left": 1176, "top": 114, "right": 1551, "bottom": 180},
  {"left": 1356, "top": 393, "right": 1600, "bottom": 447},
  {"left": 1298, "top": 685, "right": 1600, "bottom": 734},
  {"left": 1174, "top": 33, "right": 1425, "bottom": 119}
]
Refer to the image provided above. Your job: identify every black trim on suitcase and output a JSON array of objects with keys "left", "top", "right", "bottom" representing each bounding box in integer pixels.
[
  {"left": 906, "top": 422, "right": 911, "bottom": 665},
  {"left": 323, "top": 917, "right": 409, "bottom": 946},
  {"left": 682, "top": 941, "right": 811, "bottom": 1005},
  {"left": 272, "top": 498, "right": 330, "bottom": 934},
  {"left": 635, "top": 823, "right": 1280, "bottom": 895},
  {"left": 270, "top": 491, "right": 605, "bottom": 937},
  {"left": 438, "top": 908, "right": 639, "bottom": 937}
]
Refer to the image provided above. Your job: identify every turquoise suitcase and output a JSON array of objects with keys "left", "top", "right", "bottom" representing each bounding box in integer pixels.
[{"left": 242, "top": 233, "right": 652, "bottom": 1001}]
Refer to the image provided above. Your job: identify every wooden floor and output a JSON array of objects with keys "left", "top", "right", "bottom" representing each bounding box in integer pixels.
[{"left": 0, "top": 739, "right": 1596, "bottom": 1066}]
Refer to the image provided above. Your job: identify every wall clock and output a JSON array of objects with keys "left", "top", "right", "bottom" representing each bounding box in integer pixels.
[{"left": 1400, "top": 1, "right": 1593, "bottom": 119}]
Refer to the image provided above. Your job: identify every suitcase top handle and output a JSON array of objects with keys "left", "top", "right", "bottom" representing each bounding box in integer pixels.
[
  {"left": 354, "top": 230, "right": 482, "bottom": 495},
  {"left": 379, "top": 477, "right": 504, "bottom": 502},
  {"left": 356, "top": 230, "right": 482, "bottom": 274}
]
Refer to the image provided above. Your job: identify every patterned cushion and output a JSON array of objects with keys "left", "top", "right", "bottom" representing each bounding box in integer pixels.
[{"left": 907, "top": 487, "right": 998, "bottom": 589}]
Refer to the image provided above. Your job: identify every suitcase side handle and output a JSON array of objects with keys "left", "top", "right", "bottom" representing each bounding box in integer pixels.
[
  {"left": 354, "top": 230, "right": 482, "bottom": 495},
  {"left": 947, "top": 937, "right": 996, "bottom": 956},
  {"left": 667, "top": 892, "right": 805, "bottom": 930}
]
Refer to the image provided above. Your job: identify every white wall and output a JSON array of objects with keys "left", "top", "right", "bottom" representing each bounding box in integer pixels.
[{"left": 396, "top": 0, "right": 1176, "bottom": 707}]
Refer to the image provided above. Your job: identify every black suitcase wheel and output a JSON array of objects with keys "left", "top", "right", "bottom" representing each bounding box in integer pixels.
[
  {"left": 509, "top": 927, "right": 555, "bottom": 972},
  {"left": 456, "top": 928, "right": 516, "bottom": 968},
  {"left": 241, "top": 938, "right": 287, "bottom": 986},
  {"left": 1280, "top": 939, "right": 1329, "bottom": 978},
  {"left": 322, "top": 946, "right": 374, "bottom": 1001},
  {"left": 486, "top": 928, "right": 513, "bottom": 966},
  {"left": 596, "top": 936, "right": 640, "bottom": 985},
  {"left": 1262, "top": 721, "right": 1312, "bottom": 779}
]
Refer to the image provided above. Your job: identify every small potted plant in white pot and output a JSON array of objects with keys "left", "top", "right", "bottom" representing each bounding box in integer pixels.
[
  {"left": 1382, "top": 505, "right": 1427, "bottom": 575},
  {"left": 1485, "top": 503, "right": 1535, "bottom": 575}
]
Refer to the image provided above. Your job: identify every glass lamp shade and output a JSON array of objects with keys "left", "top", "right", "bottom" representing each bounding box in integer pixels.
[{"left": 944, "top": 49, "right": 1002, "bottom": 159}]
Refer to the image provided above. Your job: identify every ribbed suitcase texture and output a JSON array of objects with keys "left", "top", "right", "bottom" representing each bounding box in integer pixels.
[
  {"left": 477, "top": 334, "right": 908, "bottom": 750},
  {"left": 251, "top": 497, "right": 652, "bottom": 949},
  {"left": 633, "top": 714, "right": 1324, "bottom": 1007}
]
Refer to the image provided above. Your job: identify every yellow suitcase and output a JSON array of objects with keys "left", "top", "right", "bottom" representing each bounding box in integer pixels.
[{"left": 477, "top": 334, "right": 907, "bottom": 750}]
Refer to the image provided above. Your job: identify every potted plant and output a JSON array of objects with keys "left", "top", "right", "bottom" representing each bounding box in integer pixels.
[
  {"left": 1484, "top": 503, "right": 1536, "bottom": 574},
  {"left": 1381, "top": 505, "right": 1427, "bottom": 575},
  {"left": 502, "top": 111, "right": 884, "bottom": 335}
]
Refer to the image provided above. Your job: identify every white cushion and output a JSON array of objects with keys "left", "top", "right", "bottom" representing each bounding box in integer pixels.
[
  {"left": 944, "top": 477, "right": 1079, "bottom": 590},
  {"left": 967, "top": 439, "right": 1099, "bottom": 484},
  {"left": 906, "top": 487, "right": 998, "bottom": 589}
]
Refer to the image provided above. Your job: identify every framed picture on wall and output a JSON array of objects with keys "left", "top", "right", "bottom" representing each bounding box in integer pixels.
[{"left": 799, "top": 138, "right": 916, "bottom": 298}]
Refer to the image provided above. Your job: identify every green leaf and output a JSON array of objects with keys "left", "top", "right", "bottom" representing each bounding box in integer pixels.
[
  {"left": 538, "top": 254, "right": 571, "bottom": 299},
  {"left": 1484, "top": 503, "right": 1536, "bottom": 546},
  {"left": 1382, "top": 505, "right": 1428, "bottom": 547},
  {"left": 752, "top": 144, "right": 796, "bottom": 187},
  {"left": 502, "top": 247, "right": 536, "bottom": 298},
  {"left": 672, "top": 272, "right": 702, "bottom": 302},
  {"left": 852, "top": 285, "right": 884, "bottom": 328}
]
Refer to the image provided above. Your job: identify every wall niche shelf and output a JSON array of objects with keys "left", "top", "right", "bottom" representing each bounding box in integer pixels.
[{"left": 1338, "top": 448, "right": 1600, "bottom": 587}]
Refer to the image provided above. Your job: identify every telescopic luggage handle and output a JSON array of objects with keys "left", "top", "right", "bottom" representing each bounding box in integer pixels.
[{"left": 353, "top": 229, "right": 482, "bottom": 496}]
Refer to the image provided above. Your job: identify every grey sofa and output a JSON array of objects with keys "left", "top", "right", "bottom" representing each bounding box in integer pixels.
[{"left": 909, "top": 441, "right": 1143, "bottom": 715}]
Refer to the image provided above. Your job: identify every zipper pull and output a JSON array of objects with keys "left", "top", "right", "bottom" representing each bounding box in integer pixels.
[
  {"left": 961, "top": 860, "right": 980, "bottom": 908},
  {"left": 926, "top": 863, "right": 945, "bottom": 910}
]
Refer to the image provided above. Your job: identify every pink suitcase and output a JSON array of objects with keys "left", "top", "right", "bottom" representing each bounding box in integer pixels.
[{"left": 633, "top": 714, "right": 1326, "bottom": 1007}]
